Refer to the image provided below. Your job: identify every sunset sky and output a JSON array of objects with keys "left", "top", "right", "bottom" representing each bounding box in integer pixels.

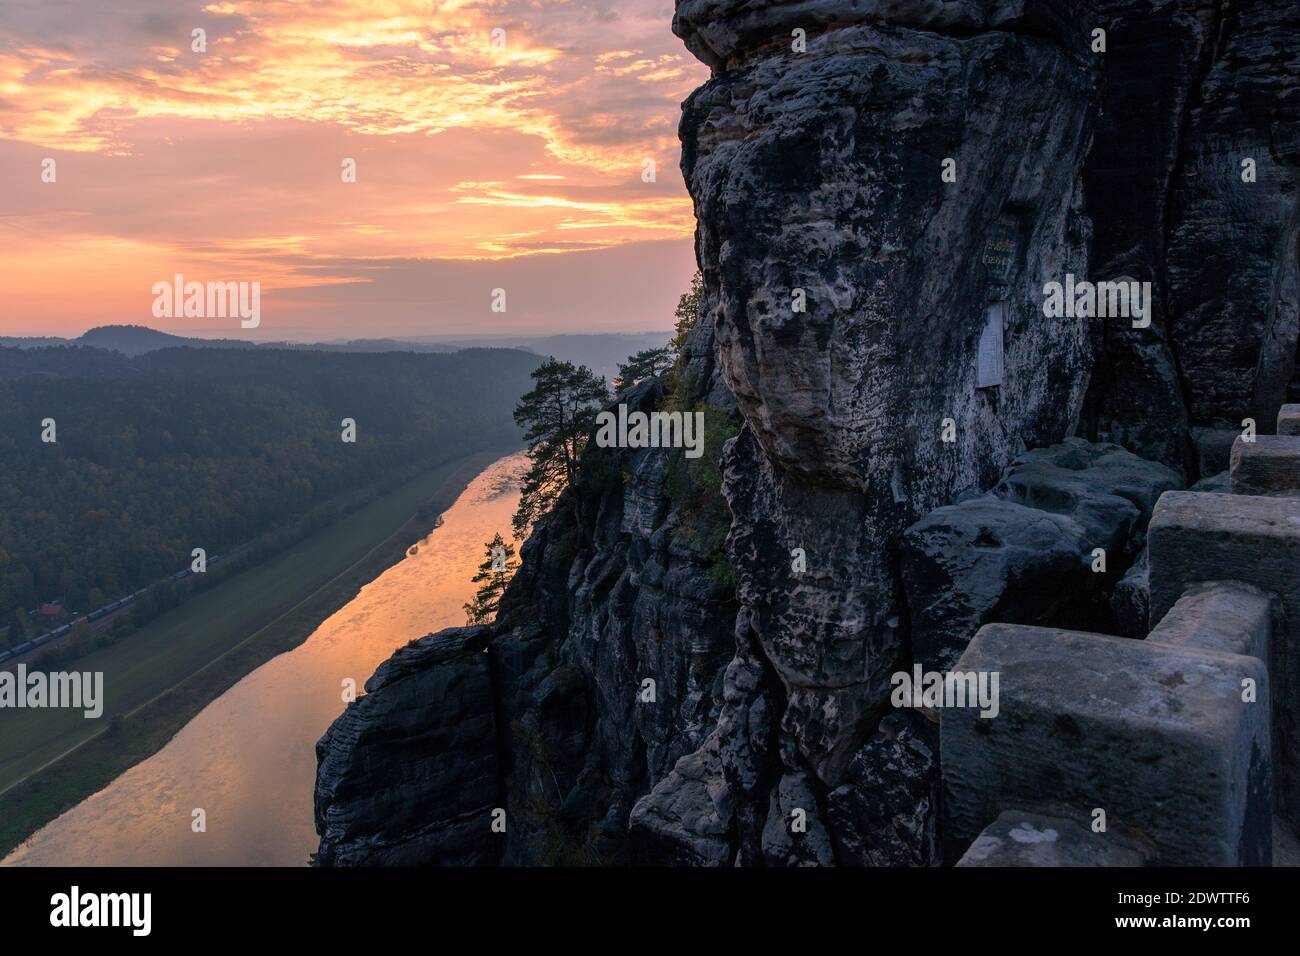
[{"left": 0, "top": 0, "right": 706, "bottom": 339}]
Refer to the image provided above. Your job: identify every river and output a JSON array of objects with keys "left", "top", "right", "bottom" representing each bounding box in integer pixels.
[{"left": 1, "top": 452, "right": 525, "bottom": 867}]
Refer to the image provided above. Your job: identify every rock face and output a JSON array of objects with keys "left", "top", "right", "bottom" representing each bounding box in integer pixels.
[
  {"left": 680, "top": 0, "right": 1098, "bottom": 793},
  {"left": 315, "top": 0, "right": 1300, "bottom": 867},
  {"left": 825, "top": 711, "right": 941, "bottom": 867},
  {"left": 314, "top": 628, "right": 499, "bottom": 866},
  {"left": 1163, "top": 0, "right": 1300, "bottom": 433},
  {"left": 1077, "top": 0, "right": 1215, "bottom": 475},
  {"left": 1080, "top": 0, "right": 1300, "bottom": 475}
]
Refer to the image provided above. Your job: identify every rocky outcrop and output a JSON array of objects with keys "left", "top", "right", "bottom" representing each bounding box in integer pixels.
[
  {"left": 314, "top": 628, "right": 499, "bottom": 866},
  {"left": 678, "top": 0, "right": 1099, "bottom": 798},
  {"left": 315, "top": 0, "right": 1300, "bottom": 867},
  {"left": 627, "top": 734, "right": 734, "bottom": 866},
  {"left": 901, "top": 440, "right": 1179, "bottom": 669},
  {"left": 316, "top": 309, "right": 740, "bottom": 867},
  {"left": 673, "top": 0, "right": 1099, "bottom": 71}
]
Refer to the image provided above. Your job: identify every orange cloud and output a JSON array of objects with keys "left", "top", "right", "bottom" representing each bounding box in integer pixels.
[{"left": 0, "top": 0, "right": 707, "bottom": 337}]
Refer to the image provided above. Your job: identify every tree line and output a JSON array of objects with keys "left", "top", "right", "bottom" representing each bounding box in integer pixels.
[{"left": 0, "top": 345, "right": 539, "bottom": 641}]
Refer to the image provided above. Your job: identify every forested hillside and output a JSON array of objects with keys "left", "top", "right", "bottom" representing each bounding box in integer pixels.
[{"left": 0, "top": 346, "right": 538, "bottom": 632}]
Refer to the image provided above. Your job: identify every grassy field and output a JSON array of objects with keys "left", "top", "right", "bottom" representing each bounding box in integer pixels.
[{"left": 0, "top": 445, "right": 513, "bottom": 857}]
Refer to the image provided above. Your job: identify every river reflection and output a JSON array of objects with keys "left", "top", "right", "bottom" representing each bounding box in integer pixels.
[{"left": 2, "top": 453, "right": 524, "bottom": 867}]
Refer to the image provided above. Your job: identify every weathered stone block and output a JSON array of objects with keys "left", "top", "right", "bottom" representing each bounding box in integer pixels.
[
  {"left": 902, "top": 440, "right": 1178, "bottom": 669},
  {"left": 956, "top": 810, "right": 1152, "bottom": 867},
  {"left": 1192, "top": 427, "right": 1242, "bottom": 479},
  {"left": 1279, "top": 405, "right": 1300, "bottom": 437},
  {"left": 902, "top": 497, "right": 1091, "bottom": 671},
  {"left": 1110, "top": 548, "right": 1148, "bottom": 638},
  {"left": 942, "top": 623, "right": 1271, "bottom": 866},
  {"left": 1147, "top": 580, "right": 1275, "bottom": 661},
  {"left": 1192, "top": 469, "right": 1231, "bottom": 493},
  {"left": 1230, "top": 435, "right": 1300, "bottom": 496},
  {"left": 1149, "top": 490, "right": 1300, "bottom": 827},
  {"left": 991, "top": 440, "right": 1180, "bottom": 542}
]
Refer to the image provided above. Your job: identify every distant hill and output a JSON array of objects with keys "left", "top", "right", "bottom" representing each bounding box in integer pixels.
[
  {"left": 399, "top": 331, "right": 674, "bottom": 379},
  {"left": 1, "top": 325, "right": 260, "bottom": 357},
  {"left": 0, "top": 326, "right": 659, "bottom": 373},
  {"left": 294, "top": 338, "right": 453, "bottom": 354},
  {"left": 521, "top": 333, "right": 674, "bottom": 378},
  {"left": 0, "top": 335, "right": 64, "bottom": 349},
  {"left": 78, "top": 325, "right": 258, "bottom": 356}
]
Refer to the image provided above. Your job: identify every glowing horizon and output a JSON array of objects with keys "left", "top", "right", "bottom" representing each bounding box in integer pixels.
[{"left": 0, "top": 0, "right": 706, "bottom": 339}]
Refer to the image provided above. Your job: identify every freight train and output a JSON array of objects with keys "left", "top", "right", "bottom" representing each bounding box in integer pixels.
[{"left": 0, "top": 555, "right": 220, "bottom": 665}]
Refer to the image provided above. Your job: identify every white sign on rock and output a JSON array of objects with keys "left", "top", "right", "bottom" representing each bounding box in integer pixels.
[{"left": 977, "top": 302, "right": 1005, "bottom": 389}]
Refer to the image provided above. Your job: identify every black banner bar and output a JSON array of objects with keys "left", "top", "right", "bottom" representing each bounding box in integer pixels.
[{"left": 0, "top": 866, "right": 1276, "bottom": 941}]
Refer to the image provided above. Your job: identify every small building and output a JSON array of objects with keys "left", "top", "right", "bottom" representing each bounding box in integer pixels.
[{"left": 37, "top": 602, "right": 66, "bottom": 620}]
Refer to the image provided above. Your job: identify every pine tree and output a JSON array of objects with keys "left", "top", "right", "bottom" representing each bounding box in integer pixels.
[
  {"left": 670, "top": 271, "right": 703, "bottom": 355},
  {"left": 464, "top": 533, "right": 519, "bottom": 625},
  {"left": 512, "top": 358, "right": 609, "bottom": 538},
  {"left": 613, "top": 346, "right": 673, "bottom": 393}
]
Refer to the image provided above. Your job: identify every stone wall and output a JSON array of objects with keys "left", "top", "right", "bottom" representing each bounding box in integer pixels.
[{"left": 943, "top": 404, "right": 1300, "bottom": 866}]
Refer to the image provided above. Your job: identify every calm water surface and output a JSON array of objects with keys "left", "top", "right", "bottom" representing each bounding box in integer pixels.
[{"left": 2, "top": 453, "right": 524, "bottom": 866}]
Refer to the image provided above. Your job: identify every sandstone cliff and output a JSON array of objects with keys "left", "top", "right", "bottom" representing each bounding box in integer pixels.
[{"left": 315, "top": 0, "right": 1300, "bottom": 866}]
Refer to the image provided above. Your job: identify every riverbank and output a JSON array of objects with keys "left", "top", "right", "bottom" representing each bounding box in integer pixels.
[{"left": 0, "top": 446, "right": 515, "bottom": 858}]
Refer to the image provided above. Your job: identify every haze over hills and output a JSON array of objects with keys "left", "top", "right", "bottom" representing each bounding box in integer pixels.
[
  {"left": 404, "top": 332, "right": 674, "bottom": 378},
  {"left": 0, "top": 325, "right": 451, "bottom": 358},
  {"left": 0, "top": 326, "right": 672, "bottom": 377}
]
